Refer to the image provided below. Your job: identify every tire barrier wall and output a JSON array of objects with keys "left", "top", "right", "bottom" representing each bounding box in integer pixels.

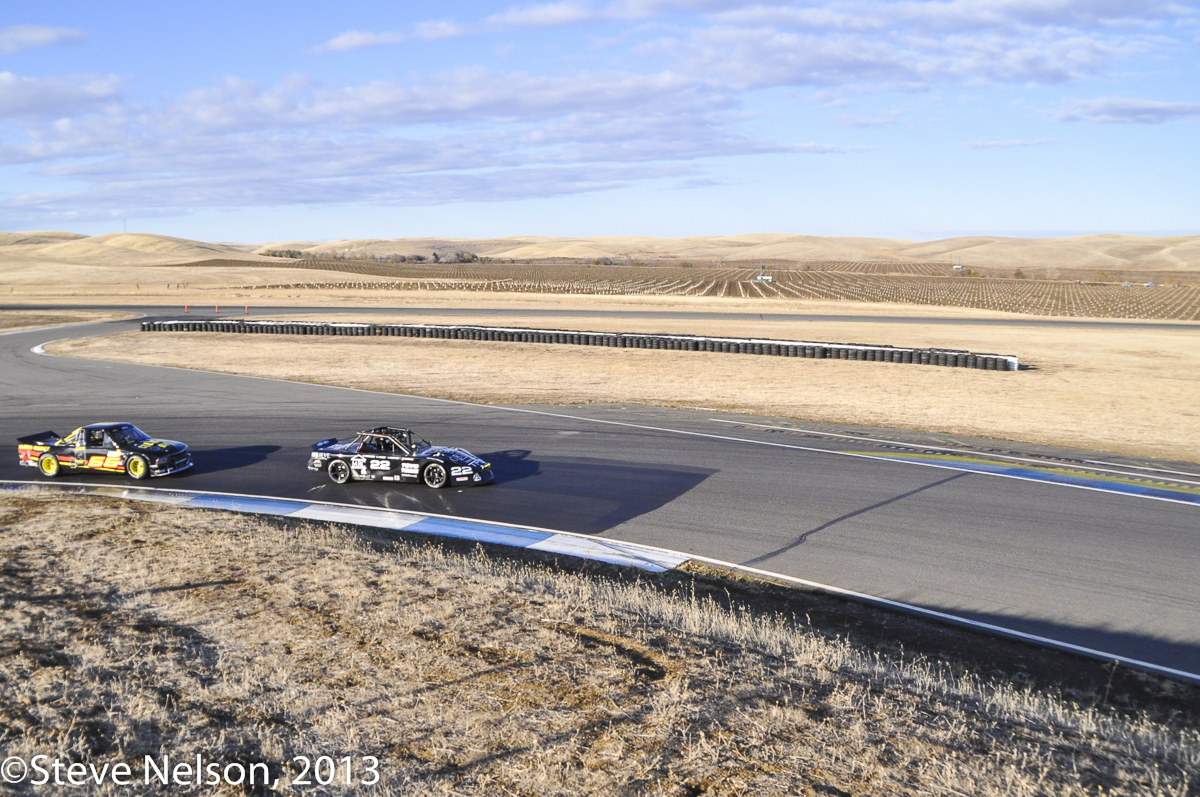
[{"left": 140, "top": 320, "right": 1021, "bottom": 371}]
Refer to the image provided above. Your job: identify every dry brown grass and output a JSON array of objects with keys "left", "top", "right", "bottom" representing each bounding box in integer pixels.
[
  {"left": 5, "top": 249, "right": 1200, "bottom": 318},
  {"left": 0, "top": 310, "right": 136, "bottom": 333},
  {"left": 48, "top": 314, "right": 1200, "bottom": 462},
  {"left": 1, "top": 492, "right": 1196, "bottom": 796}
]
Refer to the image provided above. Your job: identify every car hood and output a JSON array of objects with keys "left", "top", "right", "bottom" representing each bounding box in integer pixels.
[
  {"left": 129, "top": 439, "right": 188, "bottom": 455},
  {"left": 417, "top": 446, "right": 488, "bottom": 468}
]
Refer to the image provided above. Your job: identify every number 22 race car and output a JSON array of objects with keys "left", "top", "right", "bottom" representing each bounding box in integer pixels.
[
  {"left": 17, "top": 423, "right": 193, "bottom": 480},
  {"left": 309, "top": 426, "right": 493, "bottom": 488}
]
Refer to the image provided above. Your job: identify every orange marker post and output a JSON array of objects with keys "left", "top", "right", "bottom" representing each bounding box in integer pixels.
[
  {"left": 184, "top": 305, "right": 188, "bottom": 313},
  {"left": 215, "top": 305, "right": 219, "bottom": 314},
  {"left": 244, "top": 305, "right": 248, "bottom": 314}
]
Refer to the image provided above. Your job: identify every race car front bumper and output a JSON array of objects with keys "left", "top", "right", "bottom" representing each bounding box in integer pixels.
[{"left": 149, "top": 453, "right": 192, "bottom": 477}]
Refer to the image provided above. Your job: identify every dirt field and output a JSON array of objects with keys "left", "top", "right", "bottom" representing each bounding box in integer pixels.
[
  {"left": 2, "top": 491, "right": 1196, "bottom": 796},
  {"left": 48, "top": 311, "right": 1200, "bottom": 462}
]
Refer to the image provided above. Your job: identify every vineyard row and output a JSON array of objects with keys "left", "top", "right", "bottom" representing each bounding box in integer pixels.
[{"left": 230, "top": 273, "right": 1200, "bottom": 321}]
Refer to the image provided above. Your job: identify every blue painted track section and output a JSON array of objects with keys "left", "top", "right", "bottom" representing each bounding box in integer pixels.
[{"left": 407, "top": 516, "right": 551, "bottom": 547}]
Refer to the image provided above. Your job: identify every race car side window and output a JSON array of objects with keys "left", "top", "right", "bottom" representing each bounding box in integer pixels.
[{"left": 86, "top": 430, "right": 105, "bottom": 448}]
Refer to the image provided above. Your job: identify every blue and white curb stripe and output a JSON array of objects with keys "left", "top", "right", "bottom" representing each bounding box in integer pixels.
[
  {"left": 0, "top": 481, "right": 689, "bottom": 573},
  {"left": 844, "top": 453, "right": 1200, "bottom": 505}
]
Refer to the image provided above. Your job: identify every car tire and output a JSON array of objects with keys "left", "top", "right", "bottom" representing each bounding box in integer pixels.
[
  {"left": 422, "top": 462, "right": 448, "bottom": 489},
  {"left": 328, "top": 460, "right": 351, "bottom": 484},
  {"left": 126, "top": 454, "right": 149, "bottom": 480},
  {"left": 38, "top": 453, "right": 60, "bottom": 477}
]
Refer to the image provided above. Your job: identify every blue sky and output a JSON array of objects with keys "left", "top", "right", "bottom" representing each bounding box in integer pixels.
[{"left": 1, "top": 1, "right": 1197, "bottom": 241}]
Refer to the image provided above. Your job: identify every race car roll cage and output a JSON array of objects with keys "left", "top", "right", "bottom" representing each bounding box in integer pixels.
[{"left": 350, "top": 426, "right": 432, "bottom": 457}]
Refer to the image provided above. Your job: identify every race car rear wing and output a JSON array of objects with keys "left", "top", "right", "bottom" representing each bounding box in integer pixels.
[{"left": 17, "top": 431, "right": 58, "bottom": 445}]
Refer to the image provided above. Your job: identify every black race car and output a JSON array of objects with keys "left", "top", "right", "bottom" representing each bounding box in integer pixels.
[
  {"left": 17, "top": 423, "right": 192, "bottom": 480},
  {"left": 309, "top": 426, "right": 493, "bottom": 488}
]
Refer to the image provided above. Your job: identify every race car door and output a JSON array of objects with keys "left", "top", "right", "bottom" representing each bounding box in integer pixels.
[
  {"left": 357, "top": 434, "right": 401, "bottom": 481},
  {"left": 83, "top": 428, "right": 122, "bottom": 471},
  {"left": 386, "top": 435, "right": 423, "bottom": 483}
]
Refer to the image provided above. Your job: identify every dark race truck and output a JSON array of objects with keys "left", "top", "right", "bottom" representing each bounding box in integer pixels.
[{"left": 18, "top": 422, "right": 192, "bottom": 480}]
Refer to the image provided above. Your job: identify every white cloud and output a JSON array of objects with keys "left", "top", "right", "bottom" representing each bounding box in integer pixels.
[
  {"left": 1054, "top": 96, "right": 1200, "bottom": 123},
  {"left": 962, "top": 137, "right": 1055, "bottom": 148},
  {"left": 665, "top": 21, "right": 1153, "bottom": 93},
  {"left": 0, "top": 64, "right": 842, "bottom": 224},
  {"left": 312, "top": 30, "right": 407, "bottom": 53},
  {"left": 313, "top": 20, "right": 470, "bottom": 53},
  {"left": 0, "top": 160, "right": 704, "bottom": 222},
  {"left": 711, "top": 0, "right": 1194, "bottom": 34},
  {"left": 0, "top": 71, "right": 120, "bottom": 119},
  {"left": 0, "top": 24, "right": 86, "bottom": 56},
  {"left": 413, "top": 20, "right": 470, "bottom": 40},
  {"left": 6, "top": 1, "right": 1197, "bottom": 225},
  {"left": 486, "top": 2, "right": 600, "bottom": 27},
  {"left": 152, "top": 69, "right": 733, "bottom": 133}
]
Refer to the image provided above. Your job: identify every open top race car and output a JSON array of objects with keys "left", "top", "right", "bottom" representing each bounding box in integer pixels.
[
  {"left": 309, "top": 426, "right": 493, "bottom": 488},
  {"left": 17, "top": 423, "right": 192, "bottom": 480}
]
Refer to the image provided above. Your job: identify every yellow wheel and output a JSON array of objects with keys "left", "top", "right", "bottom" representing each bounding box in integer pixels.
[
  {"left": 126, "top": 455, "right": 149, "bottom": 480},
  {"left": 38, "top": 453, "right": 60, "bottom": 477}
]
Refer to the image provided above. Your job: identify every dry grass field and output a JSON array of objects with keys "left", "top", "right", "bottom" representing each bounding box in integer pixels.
[
  {"left": 5, "top": 231, "right": 1200, "bottom": 318},
  {"left": 0, "top": 310, "right": 135, "bottom": 333},
  {"left": 49, "top": 312, "right": 1200, "bottom": 462},
  {"left": 2, "top": 492, "right": 1197, "bottom": 796}
]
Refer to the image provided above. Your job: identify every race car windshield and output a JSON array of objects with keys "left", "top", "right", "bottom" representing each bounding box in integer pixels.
[
  {"left": 109, "top": 425, "right": 151, "bottom": 445},
  {"left": 411, "top": 435, "right": 431, "bottom": 450}
]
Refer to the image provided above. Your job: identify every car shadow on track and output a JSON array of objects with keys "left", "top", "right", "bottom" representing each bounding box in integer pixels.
[
  {"left": 479, "top": 450, "right": 541, "bottom": 484},
  {"left": 477, "top": 455, "right": 719, "bottom": 535},
  {"left": 188, "top": 446, "right": 283, "bottom": 475},
  {"left": 304, "top": 454, "right": 719, "bottom": 536}
]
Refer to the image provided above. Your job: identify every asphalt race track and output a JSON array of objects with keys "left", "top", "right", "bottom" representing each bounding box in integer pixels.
[{"left": 3, "top": 314, "right": 1199, "bottom": 677}]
